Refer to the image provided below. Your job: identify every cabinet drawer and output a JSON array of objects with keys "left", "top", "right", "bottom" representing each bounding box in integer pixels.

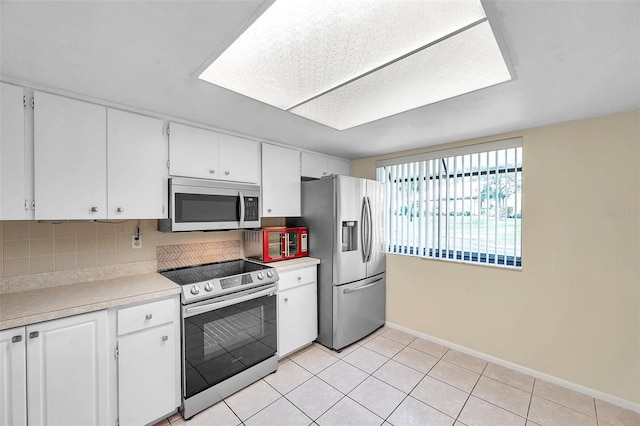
[
  {"left": 278, "top": 266, "right": 317, "bottom": 292},
  {"left": 118, "top": 298, "right": 176, "bottom": 336}
]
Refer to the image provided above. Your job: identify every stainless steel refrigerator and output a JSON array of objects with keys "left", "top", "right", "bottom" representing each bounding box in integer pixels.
[{"left": 299, "top": 175, "right": 385, "bottom": 351}]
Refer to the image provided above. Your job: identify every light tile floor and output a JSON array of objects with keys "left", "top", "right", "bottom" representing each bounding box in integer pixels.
[{"left": 155, "top": 327, "right": 640, "bottom": 426}]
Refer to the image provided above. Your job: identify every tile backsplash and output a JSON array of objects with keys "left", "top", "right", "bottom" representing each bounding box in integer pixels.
[{"left": 0, "top": 219, "right": 245, "bottom": 281}]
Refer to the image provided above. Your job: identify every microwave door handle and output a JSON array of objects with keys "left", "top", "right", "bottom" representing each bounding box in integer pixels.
[
  {"left": 238, "top": 191, "right": 245, "bottom": 227},
  {"left": 285, "top": 232, "right": 290, "bottom": 258}
]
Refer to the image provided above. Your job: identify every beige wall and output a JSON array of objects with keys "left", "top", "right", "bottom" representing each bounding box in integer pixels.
[{"left": 351, "top": 110, "right": 640, "bottom": 404}]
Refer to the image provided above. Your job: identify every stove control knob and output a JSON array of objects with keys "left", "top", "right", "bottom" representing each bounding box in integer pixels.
[
  {"left": 190, "top": 285, "right": 200, "bottom": 295},
  {"left": 266, "top": 270, "right": 274, "bottom": 278},
  {"left": 204, "top": 282, "right": 213, "bottom": 292},
  {"left": 257, "top": 272, "right": 264, "bottom": 280}
]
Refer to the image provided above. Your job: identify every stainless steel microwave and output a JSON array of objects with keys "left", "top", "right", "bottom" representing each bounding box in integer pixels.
[{"left": 158, "top": 177, "right": 260, "bottom": 232}]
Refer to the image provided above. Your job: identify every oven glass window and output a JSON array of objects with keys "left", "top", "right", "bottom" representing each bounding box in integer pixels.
[
  {"left": 183, "top": 294, "right": 277, "bottom": 399},
  {"left": 175, "top": 193, "right": 238, "bottom": 223}
]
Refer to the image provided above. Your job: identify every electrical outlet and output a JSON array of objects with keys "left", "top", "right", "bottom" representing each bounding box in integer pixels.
[{"left": 131, "top": 235, "right": 142, "bottom": 249}]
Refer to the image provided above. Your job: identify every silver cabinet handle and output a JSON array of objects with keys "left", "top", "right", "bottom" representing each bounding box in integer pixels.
[
  {"left": 209, "top": 169, "right": 216, "bottom": 174},
  {"left": 224, "top": 170, "right": 230, "bottom": 175},
  {"left": 267, "top": 208, "right": 272, "bottom": 213},
  {"left": 297, "top": 276, "right": 302, "bottom": 281},
  {"left": 284, "top": 297, "right": 288, "bottom": 302},
  {"left": 91, "top": 206, "right": 98, "bottom": 213},
  {"left": 29, "top": 331, "right": 39, "bottom": 339},
  {"left": 12, "top": 335, "right": 23, "bottom": 343},
  {"left": 116, "top": 207, "right": 124, "bottom": 213},
  {"left": 162, "top": 335, "right": 168, "bottom": 342},
  {"left": 145, "top": 314, "right": 153, "bottom": 320}
]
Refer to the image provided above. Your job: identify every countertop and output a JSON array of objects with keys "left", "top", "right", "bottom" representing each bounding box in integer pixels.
[
  {"left": 250, "top": 257, "right": 320, "bottom": 272},
  {"left": 0, "top": 273, "right": 180, "bottom": 330}
]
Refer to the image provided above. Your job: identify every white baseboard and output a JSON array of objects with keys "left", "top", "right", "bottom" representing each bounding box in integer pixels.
[{"left": 384, "top": 321, "right": 640, "bottom": 414}]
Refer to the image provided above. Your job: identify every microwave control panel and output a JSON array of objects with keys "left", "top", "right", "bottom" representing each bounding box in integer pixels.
[{"left": 244, "top": 197, "right": 259, "bottom": 221}]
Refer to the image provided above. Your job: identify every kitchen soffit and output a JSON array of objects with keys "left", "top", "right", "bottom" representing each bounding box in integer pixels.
[{"left": 198, "top": 0, "right": 512, "bottom": 131}]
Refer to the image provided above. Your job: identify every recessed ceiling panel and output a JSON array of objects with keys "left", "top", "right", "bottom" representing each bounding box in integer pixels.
[
  {"left": 199, "top": 0, "right": 486, "bottom": 110},
  {"left": 290, "top": 22, "right": 511, "bottom": 130}
]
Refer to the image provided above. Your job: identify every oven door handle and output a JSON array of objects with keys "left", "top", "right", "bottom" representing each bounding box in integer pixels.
[{"left": 184, "top": 286, "right": 275, "bottom": 317}]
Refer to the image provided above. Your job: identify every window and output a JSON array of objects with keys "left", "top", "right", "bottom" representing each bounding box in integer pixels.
[{"left": 376, "top": 138, "right": 522, "bottom": 268}]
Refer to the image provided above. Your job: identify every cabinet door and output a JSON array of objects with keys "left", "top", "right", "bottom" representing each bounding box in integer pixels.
[
  {"left": 168, "top": 122, "right": 219, "bottom": 179},
  {"left": 0, "top": 327, "right": 27, "bottom": 426},
  {"left": 301, "top": 151, "right": 327, "bottom": 179},
  {"left": 278, "top": 282, "right": 318, "bottom": 357},
  {"left": 262, "top": 144, "right": 301, "bottom": 217},
  {"left": 0, "top": 83, "right": 30, "bottom": 220},
  {"left": 27, "top": 310, "right": 109, "bottom": 426},
  {"left": 34, "top": 91, "right": 107, "bottom": 220},
  {"left": 219, "top": 134, "right": 259, "bottom": 183},
  {"left": 118, "top": 322, "right": 177, "bottom": 426},
  {"left": 108, "top": 109, "right": 167, "bottom": 219},
  {"left": 328, "top": 157, "right": 350, "bottom": 176}
]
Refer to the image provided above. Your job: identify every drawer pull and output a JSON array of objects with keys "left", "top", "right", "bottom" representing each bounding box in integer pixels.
[
  {"left": 284, "top": 297, "right": 289, "bottom": 302},
  {"left": 162, "top": 335, "right": 168, "bottom": 342},
  {"left": 297, "top": 276, "right": 302, "bottom": 280},
  {"left": 29, "top": 331, "right": 39, "bottom": 339},
  {"left": 12, "top": 335, "right": 23, "bottom": 343},
  {"left": 145, "top": 314, "right": 153, "bottom": 320}
]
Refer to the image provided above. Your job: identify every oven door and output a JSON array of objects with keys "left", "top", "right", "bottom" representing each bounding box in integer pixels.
[{"left": 182, "top": 285, "right": 277, "bottom": 400}]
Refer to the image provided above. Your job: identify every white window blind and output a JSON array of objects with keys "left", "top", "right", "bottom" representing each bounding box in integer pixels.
[{"left": 376, "top": 138, "right": 522, "bottom": 268}]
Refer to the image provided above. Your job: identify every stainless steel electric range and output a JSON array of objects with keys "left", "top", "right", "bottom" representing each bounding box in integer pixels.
[{"left": 160, "top": 259, "right": 279, "bottom": 419}]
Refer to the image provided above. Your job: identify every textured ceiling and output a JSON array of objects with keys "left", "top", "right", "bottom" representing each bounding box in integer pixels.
[{"left": 1, "top": 1, "right": 638, "bottom": 160}]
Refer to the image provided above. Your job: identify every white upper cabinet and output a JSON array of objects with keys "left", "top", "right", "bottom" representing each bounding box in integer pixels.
[
  {"left": 301, "top": 151, "right": 350, "bottom": 179},
  {"left": 168, "top": 122, "right": 219, "bottom": 180},
  {"left": 261, "top": 143, "right": 300, "bottom": 217},
  {"left": 218, "top": 133, "right": 259, "bottom": 184},
  {"left": 0, "top": 83, "right": 32, "bottom": 220},
  {"left": 107, "top": 109, "right": 167, "bottom": 219},
  {"left": 34, "top": 91, "right": 107, "bottom": 220},
  {"left": 169, "top": 123, "right": 259, "bottom": 184}
]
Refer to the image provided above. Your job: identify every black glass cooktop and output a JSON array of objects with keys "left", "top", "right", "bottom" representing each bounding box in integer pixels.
[{"left": 160, "top": 260, "right": 268, "bottom": 286}]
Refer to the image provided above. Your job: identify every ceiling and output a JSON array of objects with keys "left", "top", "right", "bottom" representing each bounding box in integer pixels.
[{"left": 1, "top": 1, "right": 638, "bottom": 160}]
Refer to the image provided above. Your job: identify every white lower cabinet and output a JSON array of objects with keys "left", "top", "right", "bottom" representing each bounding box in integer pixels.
[
  {"left": 117, "top": 296, "right": 180, "bottom": 426},
  {"left": 0, "top": 327, "right": 27, "bottom": 426},
  {"left": 5, "top": 310, "right": 111, "bottom": 426},
  {"left": 277, "top": 265, "right": 318, "bottom": 357}
]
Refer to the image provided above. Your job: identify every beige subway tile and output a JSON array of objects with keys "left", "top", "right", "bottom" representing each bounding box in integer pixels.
[
  {"left": 30, "top": 255, "right": 55, "bottom": 274},
  {"left": 30, "top": 239, "right": 54, "bottom": 257},
  {"left": 4, "top": 240, "right": 30, "bottom": 258},
  {"left": 143, "top": 232, "right": 165, "bottom": 249},
  {"left": 53, "top": 222, "right": 77, "bottom": 238},
  {"left": 98, "top": 235, "right": 117, "bottom": 252},
  {"left": 116, "top": 235, "right": 132, "bottom": 251},
  {"left": 143, "top": 220, "right": 158, "bottom": 231},
  {"left": 76, "top": 222, "right": 97, "bottom": 238},
  {"left": 77, "top": 236, "right": 97, "bottom": 253},
  {"left": 116, "top": 248, "right": 136, "bottom": 264},
  {"left": 3, "top": 222, "right": 29, "bottom": 240},
  {"left": 116, "top": 220, "right": 138, "bottom": 237},
  {"left": 134, "top": 246, "right": 157, "bottom": 262},
  {"left": 30, "top": 222, "right": 54, "bottom": 239},
  {"left": 77, "top": 252, "right": 98, "bottom": 269},
  {"left": 96, "top": 222, "right": 116, "bottom": 236},
  {"left": 97, "top": 250, "right": 117, "bottom": 266},
  {"left": 4, "top": 257, "right": 30, "bottom": 276},
  {"left": 55, "top": 254, "right": 77, "bottom": 271},
  {"left": 55, "top": 238, "right": 77, "bottom": 255}
]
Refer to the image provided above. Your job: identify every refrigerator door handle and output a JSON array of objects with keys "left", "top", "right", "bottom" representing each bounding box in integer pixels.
[
  {"left": 343, "top": 277, "right": 384, "bottom": 294},
  {"left": 361, "top": 197, "right": 367, "bottom": 262},
  {"left": 366, "top": 196, "right": 373, "bottom": 262}
]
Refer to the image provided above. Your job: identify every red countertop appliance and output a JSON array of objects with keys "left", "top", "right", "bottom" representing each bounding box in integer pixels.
[{"left": 245, "top": 227, "right": 308, "bottom": 263}]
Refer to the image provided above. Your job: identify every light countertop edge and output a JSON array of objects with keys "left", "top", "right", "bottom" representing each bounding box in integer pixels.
[
  {"left": 0, "top": 273, "right": 180, "bottom": 330},
  {"left": 249, "top": 257, "right": 320, "bottom": 272}
]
